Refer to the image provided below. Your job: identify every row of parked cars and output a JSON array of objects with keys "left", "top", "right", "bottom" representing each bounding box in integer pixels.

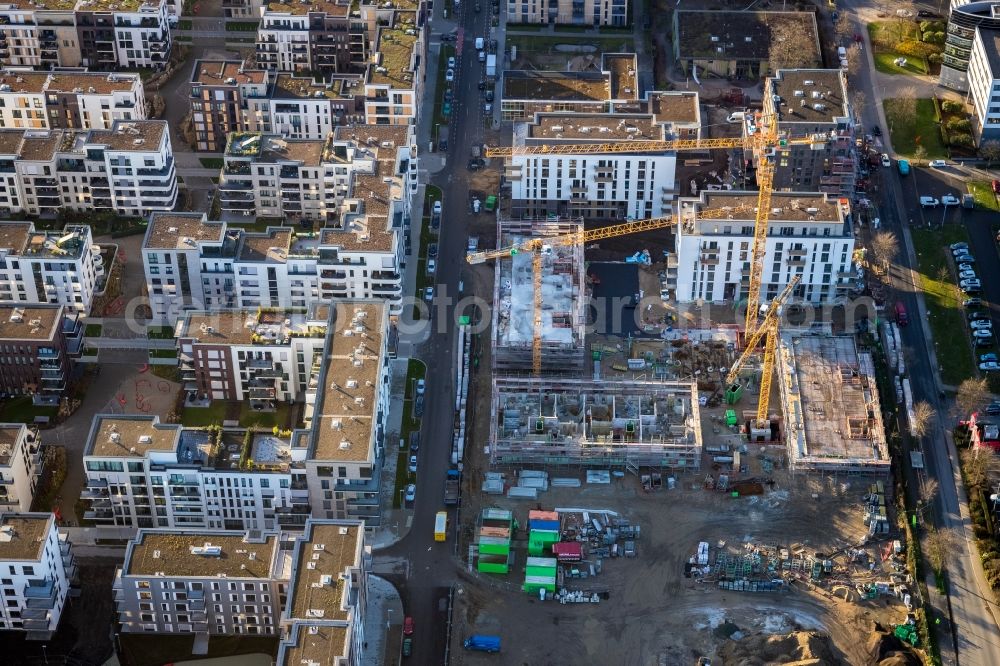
[{"left": 952, "top": 242, "right": 998, "bottom": 367}]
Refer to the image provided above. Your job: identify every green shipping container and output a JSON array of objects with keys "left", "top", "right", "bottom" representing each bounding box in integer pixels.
[
  {"left": 528, "top": 530, "right": 560, "bottom": 555},
  {"left": 477, "top": 553, "right": 510, "bottom": 575},
  {"left": 522, "top": 575, "right": 556, "bottom": 594},
  {"left": 525, "top": 557, "right": 557, "bottom": 568},
  {"left": 526, "top": 566, "right": 557, "bottom": 578}
]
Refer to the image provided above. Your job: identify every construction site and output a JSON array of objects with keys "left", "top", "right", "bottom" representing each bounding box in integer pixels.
[{"left": 490, "top": 218, "right": 587, "bottom": 373}]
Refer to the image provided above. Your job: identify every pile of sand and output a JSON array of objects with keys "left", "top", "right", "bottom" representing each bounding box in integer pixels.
[
  {"left": 864, "top": 623, "right": 922, "bottom": 666},
  {"left": 717, "top": 631, "right": 842, "bottom": 665}
]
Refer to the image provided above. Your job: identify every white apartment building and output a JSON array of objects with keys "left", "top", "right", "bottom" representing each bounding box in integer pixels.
[
  {"left": 90, "top": 120, "right": 176, "bottom": 215},
  {"left": 364, "top": 16, "right": 421, "bottom": 126},
  {"left": 175, "top": 307, "right": 330, "bottom": 404},
  {"left": 0, "top": 512, "right": 75, "bottom": 640},
  {"left": 142, "top": 212, "right": 403, "bottom": 325},
  {"left": 115, "top": 528, "right": 283, "bottom": 636},
  {"left": 114, "top": 518, "right": 366, "bottom": 654},
  {"left": 507, "top": 0, "right": 627, "bottom": 26},
  {"left": 0, "top": 69, "right": 146, "bottom": 131},
  {"left": 675, "top": 191, "right": 856, "bottom": 304},
  {"left": 507, "top": 112, "right": 683, "bottom": 220},
  {"left": 268, "top": 73, "right": 364, "bottom": 140},
  {"left": 969, "top": 27, "right": 1000, "bottom": 144},
  {"left": 0, "top": 222, "right": 102, "bottom": 312},
  {"left": 0, "top": 425, "right": 40, "bottom": 513},
  {"left": 0, "top": 2, "right": 81, "bottom": 69},
  {"left": 80, "top": 414, "right": 312, "bottom": 530},
  {"left": 110, "top": 0, "right": 172, "bottom": 69}
]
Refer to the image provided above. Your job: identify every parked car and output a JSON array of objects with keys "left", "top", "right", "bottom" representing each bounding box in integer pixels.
[
  {"left": 445, "top": 68, "right": 455, "bottom": 82},
  {"left": 959, "top": 263, "right": 975, "bottom": 273},
  {"left": 963, "top": 284, "right": 982, "bottom": 295},
  {"left": 402, "top": 638, "right": 413, "bottom": 657},
  {"left": 416, "top": 378, "right": 425, "bottom": 394},
  {"left": 993, "top": 179, "right": 1000, "bottom": 194},
  {"left": 980, "top": 361, "right": 1000, "bottom": 371},
  {"left": 403, "top": 617, "right": 414, "bottom": 636},
  {"left": 881, "top": 153, "right": 891, "bottom": 167},
  {"left": 977, "top": 337, "right": 993, "bottom": 347},
  {"left": 956, "top": 254, "right": 976, "bottom": 264},
  {"left": 962, "top": 278, "right": 983, "bottom": 288},
  {"left": 981, "top": 353, "right": 998, "bottom": 362},
  {"left": 919, "top": 196, "right": 940, "bottom": 207},
  {"left": 408, "top": 455, "right": 418, "bottom": 473},
  {"left": 964, "top": 297, "right": 983, "bottom": 308},
  {"left": 424, "top": 286, "right": 434, "bottom": 300},
  {"left": 929, "top": 159, "right": 948, "bottom": 167},
  {"left": 917, "top": 10, "right": 941, "bottom": 18},
  {"left": 485, "top": 90, "right": 494, "bottom": 102},
  {"left": 959, "top": 270, "right": 978, "bottom": 280},
  {"left": 973, "top": 328, "right": 993, "bottom": 339},
  {"left": 951, "top": 242, "right": 970, "bottom": 251},
  {"left": 428, "top": 242, "right": 438, "bottom": 258},
  {"left": 427, "top": 258, "right": 436, "bottom": 274},
  {"left": 447, "top": 56, "right": 456, "bottom": 68},
  {"left": 969, "top": 310, "right": 988, "bottom": 321},
  {"left": 987, "top": 401, "right": 1000, "bottom": 415},
  {"left": 467, "top": 158, "right": 485, "bottom": 171},
  {"left": 433, "top": 200, "right": 442, "bottom": 215},
  {"left": 405, "top": 484, "right": 416, "bottom": 502},
  {"left": 970, "top": 319, "right": 993, "bottom": 330},
  {"left": 942, "top": 194, "right": 961, "bottom": 206}
]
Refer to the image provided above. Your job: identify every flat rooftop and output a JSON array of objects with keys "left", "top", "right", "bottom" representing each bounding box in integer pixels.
[
  {"left": 603, "top": 53, "right": 638, "bottom": 100},
  {"left": 0, "top": 305, "right": 61, "bottom": 342},
  {"left": 0, "top": 130, "right": 24, "bottom": 156},
  {"left": 647, "top": 91, "right": 700, "bottom": 125},
  {"left": 503, "top": 70, "right": 610, "bottom": 102},
  {"left": 86, "top": 416, "right": 179, "bottom": 458},
  {"left": 226, "top": 133, "right": 330, "bottom": 166},
  {"left": 0, "top": 425, "right": 24, "bottom": 467},
  {"left": 687, "top": 191, "right": 844, "bottom": 224},
  {"left": 88, "top": 121, "right": 166, "bottom": 152},
  {"left": 191, "top": 60, "right": 268, "bottom": 86},
  {"left": 45, "top": 71, "right": 140, "bottom": 95},
  {"left": 0, "top": 514, "right": 51, "bottom": 562},
  {"left": 313, "top": 303, "right": 385, "bottom": 461},
  {"left": 239, "top": 228, "right": 293, "bottom": 262},
  {"left": 144, "top": 213, "right": 225, "bottom": 250},
  {"left": 0, "top": 0, "right": 78, "bottom": 9},
  {"left": 674, "top": 10, "right": 819, "bottom": 62},
  {"left": 289, "top": 522, "right": 362, "bottom": 622},
  {"left": 780, "top": 335, "right": 889, "bottom": 471},
  {"left": 0, "top": 221, "right": 31, "bottom": 254},
  {"left": 19, "top": 132, "right": 61, "bottom": 161},
  {"left": 370, "top": 24, "right": 417, "bottom": 88},
  {"left": 176, "top": 309, "right": 325, "bottom": 346},
  {"left": 333, "top": 124, "right": 410, "bottom": 149},
  {"left": 0, "top": 71, "right": 50, "bottom": 94},
  {"left": 524, "top": 113, "right": 662, "bottom": 142},
  {"left": 125, "top": 531, "right": 278, "bottom": 578},
  {"left": 273, "top": 73, "right": 357, "bottom": 100},
  {"left": 769, "top": 69, "right": 849, "bottom": 125},
  {"left": 23, "top": 225, "right": 91, "bottom": 260},
  {"left": 281, "top": 624, "right": 349, "bottom": 666},
  {"left": 264, "top": 0, "right": 349, "bottom": 16}
]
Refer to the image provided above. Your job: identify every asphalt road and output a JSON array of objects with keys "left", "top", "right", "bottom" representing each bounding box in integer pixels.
[
  {"left": 379, "top": 2, "right": 491, "bottom": 664},
  {"left": 842, "top": 0, "right": 1000, "bottom": 661}
]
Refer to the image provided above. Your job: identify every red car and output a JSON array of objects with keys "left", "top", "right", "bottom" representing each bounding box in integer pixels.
[
  {"left": 403, "top": 616, "right": 414, "bottom": 636},
  {"left": 992, "top": 179, "right": 1000, "bottom": 195}
]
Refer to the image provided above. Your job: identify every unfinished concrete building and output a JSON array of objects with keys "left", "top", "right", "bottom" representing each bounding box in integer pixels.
[
  {"left": 490, "top": 376, "right": 702, "bottom": 470},
  {"left": 492, "top": 219, "right": 586, "bottom": 373},
  {"left": 777, "top": 335, "right": 890, "bottom": 475}
]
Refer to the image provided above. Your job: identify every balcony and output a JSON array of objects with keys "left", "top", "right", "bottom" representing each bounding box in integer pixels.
[
  {"left": 24, "top": 581, "right": 57, "bottom": 609},
  {"left": 85, "top": 478, "right": 108, "bottom": 489}
]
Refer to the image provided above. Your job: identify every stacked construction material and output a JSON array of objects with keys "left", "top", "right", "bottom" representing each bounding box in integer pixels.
[{"left": 477, "top": 508, "right": 514, "bottom": 574}]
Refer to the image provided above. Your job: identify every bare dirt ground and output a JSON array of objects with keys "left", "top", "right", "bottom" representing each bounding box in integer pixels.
[{"left": 451, "top": 461, "right": 916, "bottom": 665}]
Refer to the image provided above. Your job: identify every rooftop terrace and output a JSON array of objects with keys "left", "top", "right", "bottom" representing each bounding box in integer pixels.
[
  {"left": 503, "top": 70, "right": 610, "bottom": 102},
  {"left": 176, "top": 309, "right": 327, "bottom": 346},
  {"left": 369, "top": 24, "right": 417, "bottom": 88},
  {"left": 86, "top": 416, "right": 179, "bottom": 458},
  {"left": 768, "top": 69, "right": 849, "bottom": 125}
]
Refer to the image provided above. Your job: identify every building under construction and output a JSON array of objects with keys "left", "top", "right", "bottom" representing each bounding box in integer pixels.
[
  {"left": 491, "top": 218, "right": 587, "bottom": 373},
  {"left": 489, "top": 376, "right": 702, "bottom": 469},
  {"left": 776, "top": 334, "right": 890, "bottom": 475}
]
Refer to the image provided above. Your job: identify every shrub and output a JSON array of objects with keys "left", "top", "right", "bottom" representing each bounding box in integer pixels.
[
  {"left": 947, "top": 118, "right": 972, "bottom": 133},
  {"left": 896, "top": 39, "right": 940, "bottom": 58},
  {"left": 950, "top": 132, "right": 975, "bottom": 148},
  {"left": 928, "top": 52, "right": 943, "bottom": 64},
  {"left": 941, "top": 99, "right": 964, "bottom": 114}
]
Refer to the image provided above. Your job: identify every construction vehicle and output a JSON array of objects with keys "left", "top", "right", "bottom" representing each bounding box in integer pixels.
[
  {"left": 466, "top": 204, "right": 753, "bottom": 373},
  {"left": 484, "top": 115, "right": 822, "bottom": 337},
  {"left": 724, "top": 275, "right": 801, "bottom": 440}
]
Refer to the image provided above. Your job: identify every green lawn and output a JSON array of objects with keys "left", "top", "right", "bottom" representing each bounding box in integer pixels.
[
  {"left": 911, "top": 226, "right": 975, "bottom": 385},
  {"left": 183, "top": 402, "right": 293, "bottom": 428},
  {"left": 884, "top": 98, "right": 947, "bottom": 159},
  {"left": 181, "top": 402, "right": 227, "bottom": 427},
  {"left": 148, "top": 348, "right": 177, "bottom": 359},
  {"left": 968, "top": 180, "right": 1000, "bottom": 212},
  {"left": 176, "top": 19, "right": 192, "bottom": 30},
  {"left": 225, "top": 21, "right": 259, "bottom": 31},
  {"left": 434, "top": 44, "right": 455, "bottom": 129},
  {"left": 199, "top": 157, "right": 224, "bottom": 170},
  {"left": 146, "top": 325, "right": 174, "bottom": 339},
  {"left": 0, "top": 396, "right": 58, "bottom": 424},
  {"left": 84, "top": 323, "right": 102, "bottom": 337},
  {"left": 873, "top": 52, "right": 928, "bottom": 75},
  {"left": 393, "top": 360, "right": 426, "bottom": 508},
  {"left": 868, "top": 21, "right": 920, "bottom": 45},
  {"left": 507, "top": 35, "right": 633, "bottom": 53}
]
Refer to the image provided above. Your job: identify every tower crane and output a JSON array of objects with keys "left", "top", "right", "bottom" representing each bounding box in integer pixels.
[
  {"left": 724, "top": 274, "right": 801, "bottom": 430},
  {"left": 467, "top": 205, "right": 754, "bottom": 374},
  {"left": 485, "top": 118, "right": 824, "bottom": 335}
]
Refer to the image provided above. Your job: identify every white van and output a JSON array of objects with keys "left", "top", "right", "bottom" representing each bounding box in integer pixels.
[
  {"left": 479, "top": 51, "right": 486, "bottom": 62},
  {"left": 726, "top": 111, "right": 745, "bottom": 123},
  {"left": 837, "top": 46, "right": 847, "bottom": 59},
  {"left": 475, "top": 37, "right": 484, "bottom": 50}
]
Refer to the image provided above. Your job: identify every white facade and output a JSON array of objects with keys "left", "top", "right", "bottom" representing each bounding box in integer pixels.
[
  {"left": 0, "top": 223, "right": 102, "bottom": 312},
  {"left": 969, "top": 28, "right": 1000, "bottom": 143},
  {"left": 675, "top": 192, "right": 856, "bottom": 304},
  {"left": 94, "top": 120, "right": 177, "bottom": 215},
  {"left": 0, "top": 425, "right": 40, "bottom": 513},
  {"left": 0, "top": 70, "right": 145, "bottom": 131},
  {"left": 112, "top": 2, "right": 172, "bottom": 69},
  {"left": 256, "top": 12, "right": 311, "bottom": 72},
  {"left": 0, "top": 513, "right": 75, "bottom": 639}
]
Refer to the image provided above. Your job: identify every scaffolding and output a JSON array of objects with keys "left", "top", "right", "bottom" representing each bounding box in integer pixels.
[
  {"left": 777, "top": 334, "right": 890, "bottom": 475},
  {"left": 491, "top": 218, "right": 587, "bottom": 373},
  {"left": 489, "top": 375, "right": 702, "bottom": 469}
]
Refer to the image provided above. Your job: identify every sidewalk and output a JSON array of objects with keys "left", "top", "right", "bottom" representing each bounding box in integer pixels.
[{"left": 360, "top": 575, "right": 405, "bottom": 666}]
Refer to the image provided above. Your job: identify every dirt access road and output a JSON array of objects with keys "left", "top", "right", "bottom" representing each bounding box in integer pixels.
[{"left": 450, "top": 473, "right": 910, "bottom": 664}]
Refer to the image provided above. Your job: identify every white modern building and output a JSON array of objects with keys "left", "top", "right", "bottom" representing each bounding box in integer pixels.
[
  {"left": 969, "top": 27, "right": 1000, "bottom": 143},
  {"left": 89, "top": 120, "right": 177, "bottom": 215},
  {"left": 0, "top": 222, "right": 102, "bottom": 312},
  {"left": 0, "top": 512, "right": 75, "bottom": 640},
  {"left": 675, "top": 191, "right": 856, "bottom": 304},
  {"left": 108, "top": 0, "right": 173, "bottom": 69},
  {"left": 0, "top": 69, "right": 146, "bottom": 131},
  {"left": 0, "top": 425, "right": 40, "bottom": 513}
]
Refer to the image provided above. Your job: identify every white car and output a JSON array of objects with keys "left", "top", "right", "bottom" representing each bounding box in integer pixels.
[
  {"left": 942, "top": 194, "right": 961, "bottom": 206},
  {"left": 951, "top": 242, "right": 969, "bottom": 251},
  {"left": 404, "top": 484, "right": 416, "bottom": 503},
  {"left": 424, "top": 286, "right": 434, "bottom": 300},
  {"left": 981, "top": 361, "right": 1000, "bottom": 372},
  {"left": 881, "top": 153, "right": 891, "bottom": 167},
  {"left": 445, "top": 68, "right": 455, "bottom": 82},
  {"left": 961, "top": 278, "right": 983, "bottom": 289},
  {"left": 408, "top": 455, "right": 418, "bottom": 473},
  {"left": 929, "top": 159, "right": 947, "bottom": 167},
  {"left": 919, "top": 196, "right": 939, "bottom": 207},
  {"left": 433, "top": 200, "right": 442, "bottom": 215},
  {"left": 415, "top": 378, "right": 425, "bottom": 395},
  {"left": 971, "top": 319, "right": 993, "bottom": 330},
  {"left": 973, "top": 328, "right": 994, "bottom": 339},
  {"left": 959, "top": 270, "right": 978, "bottom": 280},
  {"left": 659, "top": 289, "right": 670, "bottom": 301},
  {"left": 447, "top": 56, "right": 456, "bottom": 69},
  {"left": 959, "top": 263, "right": 975, "bottom": 272},
  {"left": 427, "top": 258, "right": 436, "bottom": 274}
]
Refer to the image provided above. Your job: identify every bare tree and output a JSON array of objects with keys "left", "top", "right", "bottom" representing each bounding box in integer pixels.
[
  {"left": 920, "top": 476, "right": 940, "bottom": 506},
  {"left": 914, "top": 144, "right": 928, "bottom": 165},
  {"left": 871, "top": 230, "right": 899, "bottom": 268},
  {"left": 846, "top": 45, "right": 863, "bottom": 77},
  {"left": 852, "top": 90, "right": 868, "bottom": 121},
  {"left": 963, "top": 446, "right": 992, "bottom": 489},
  {"left": 768, "top": 18, "right": 821, "bottom": 71},
  {"left": 835, "top": 12, "right": 854, "bottom": 41},
  {"left": 887, "top": 86, "right": 919, "bottom": 133},
  {"left": 925, "top": 527, "right": 952, "bottom": 574},
  {"left": 955, "top": 377, "right": 990, "bottom": 419},
  {"left": 981, "top": 140, "right": 1000, "bottom": 168},
  {"left": 910, "top": 400, "right": 935, "bottom": 439}
]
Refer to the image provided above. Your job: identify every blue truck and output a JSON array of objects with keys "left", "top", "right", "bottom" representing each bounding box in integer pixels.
[{"left": 464, "top": 634, "right": 501, "bottom": 653}]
